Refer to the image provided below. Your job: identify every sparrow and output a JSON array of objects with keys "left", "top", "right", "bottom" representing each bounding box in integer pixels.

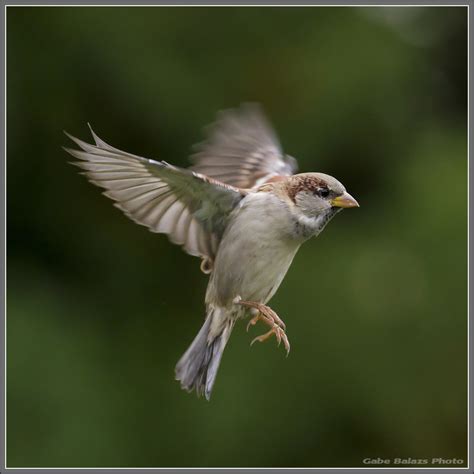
[{"left": 64, "top": 104, "right": 359, "bottom": 400}]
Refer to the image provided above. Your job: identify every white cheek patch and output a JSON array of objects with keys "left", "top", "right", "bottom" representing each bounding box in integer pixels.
[{"left": 295, "top": 191, "right": 329, "bottom": 217}]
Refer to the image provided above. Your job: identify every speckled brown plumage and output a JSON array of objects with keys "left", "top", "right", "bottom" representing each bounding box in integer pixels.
[
  {"left": 286, "top": 175, "right": 328, "bottom": 203},
  {"left": 257, "top": 174, "right": 330, "bottom": 204}
]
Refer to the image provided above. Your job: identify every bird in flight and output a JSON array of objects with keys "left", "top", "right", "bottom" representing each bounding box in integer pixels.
[{"left": 64, "top": 104, "right": 359, "bottom": 400}]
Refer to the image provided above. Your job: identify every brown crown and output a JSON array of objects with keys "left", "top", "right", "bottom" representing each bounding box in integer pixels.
[{"left": 286, "top": 175, "right": 328, "bottom": 203}]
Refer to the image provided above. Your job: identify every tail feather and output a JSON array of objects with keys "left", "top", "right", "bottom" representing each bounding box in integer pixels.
[{"left": 175, "top": 308, "right": 233, "bottom": 400}]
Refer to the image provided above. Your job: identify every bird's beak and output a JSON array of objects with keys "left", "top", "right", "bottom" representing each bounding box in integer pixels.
[{"left": 331, "top": 192, "right": 359, "bottom": 208}]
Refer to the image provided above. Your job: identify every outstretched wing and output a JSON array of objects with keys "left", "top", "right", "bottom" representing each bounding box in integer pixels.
[
  {"left": 190, "top": 103, "right": 298, "bottom": 189},
  {"left": 64, "top": 128, "right": 246, "bottom": 262}
]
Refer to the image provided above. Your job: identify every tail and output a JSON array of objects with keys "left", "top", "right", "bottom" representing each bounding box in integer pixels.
[{"left": 175, "top": 308, "right": 234, "bottom": 400}]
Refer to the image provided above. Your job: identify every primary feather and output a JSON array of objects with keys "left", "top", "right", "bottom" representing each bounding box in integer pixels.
[{"left": 64, "top": 128, "right": 246, "bottom": 261}]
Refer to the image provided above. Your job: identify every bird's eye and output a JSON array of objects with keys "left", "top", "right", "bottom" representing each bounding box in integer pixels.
[{"left": 317, "top": 188, "right": 330, "bottom": 198}]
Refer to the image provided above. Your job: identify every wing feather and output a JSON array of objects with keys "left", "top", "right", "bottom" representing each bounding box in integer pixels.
[
  {"left": 64, "top": 129, "right": 246, "bottom": 262},
  {"left": 191, "top": 104, "right": 298, "bottom": 188}
]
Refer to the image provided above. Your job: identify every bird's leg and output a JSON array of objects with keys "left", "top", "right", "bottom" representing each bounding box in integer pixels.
[{"left": 235, "top": 299, "right": 290, "bottom": 355}]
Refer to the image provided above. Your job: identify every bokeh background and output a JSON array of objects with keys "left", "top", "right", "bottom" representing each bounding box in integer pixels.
[{"left": 7, "top": 6, "right": 467, "bottom": 468}]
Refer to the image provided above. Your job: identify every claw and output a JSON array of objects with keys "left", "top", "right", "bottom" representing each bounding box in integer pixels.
[
  {"left": 248, "top": 324, "right": 290, "bottom": 355},
  {"left": 262, "top": 307, "right": 286, "bottom": 330},
  {"left": 275, "top": 326, "right": 282, "bottom": 346},
  {"left": 250, "top": 328, "right": 274, "bottom": 346},
  {"left": 236, "top": 299, "right": 290, "bottom": 355},
  {"left": 237, "top": 300, "right": 286, "bottom": 329},
  {"left": 282, "top": 333, "right": 290, "bottom": 356},
  {"left": 246, "top": 314, "right": 259, "bottom": 332},
  {"left": 246, "top": 313, "right": 272, "bottom": 332},
  {"left": 246, "top": 320, "right": 253, "bottom": 332}
]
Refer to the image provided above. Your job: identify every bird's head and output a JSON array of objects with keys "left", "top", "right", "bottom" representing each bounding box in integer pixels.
[{"left": 286, "top": 172, "right": 359, "bottom": 219}]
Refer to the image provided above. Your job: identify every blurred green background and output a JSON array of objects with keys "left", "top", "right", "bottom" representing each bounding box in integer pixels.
[{"left": 7, "top": 6, "right": 467, "bottom": 468}]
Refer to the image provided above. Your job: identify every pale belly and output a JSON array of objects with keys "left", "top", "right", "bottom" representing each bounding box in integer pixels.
[{"left": 206, "top": 193, "right": 302, "bottom": 308}]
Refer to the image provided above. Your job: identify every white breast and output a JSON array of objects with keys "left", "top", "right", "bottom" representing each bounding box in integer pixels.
[{"left": 206, "top": 192, "right": 302, "bottom": 308}]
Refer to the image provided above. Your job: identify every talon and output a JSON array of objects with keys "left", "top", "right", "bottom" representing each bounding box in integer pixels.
[
  {"left": 264, "top": 308, "right": 286, "bottom": 330},
  {"left": 238, "top": 300, "right": 286, "bottom": 330},
  {"left": 250, "top": 329, "right": 274, "bottom": 347},
  {"left": 246, "top": 313, "right": 271, "bottom": 332},
  {"left": 249, "top": 326, "right": 290, "bottom": 355},
  {"left": 246, "top": 316, "right": 258, "bottom": 332},
  {"left": 237, "top": 299, "right": 290, "bottom": 355},
  {"left": 282, "top": 334, "right": 291, "bottom": 356},
  {"left": 275, "top": 326, "right": 282, "bottom": 346}
]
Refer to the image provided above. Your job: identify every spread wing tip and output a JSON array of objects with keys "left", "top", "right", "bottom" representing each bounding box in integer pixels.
[{"left": 63, "top": 126, "right": 245, "bottom": 265}]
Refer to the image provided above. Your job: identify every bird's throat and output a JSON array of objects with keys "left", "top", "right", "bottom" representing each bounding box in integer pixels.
[{"left": 292, "top": 207, "right": 342, "bottom": 240}]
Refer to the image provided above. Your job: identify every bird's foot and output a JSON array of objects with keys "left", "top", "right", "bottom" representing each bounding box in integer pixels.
[
  {"left": 236, "top": 300, "right": 290, "bottom": 355},
  {"left": 237, "top": 300, "right": 286, "bottom": 330},
  {"left": 250, "top": 325, "right": 290, "bottom": 356}
]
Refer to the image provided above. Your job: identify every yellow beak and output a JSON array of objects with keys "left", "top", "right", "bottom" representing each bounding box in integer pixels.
[{"left": 331, "top": 192, "right": 359, "bottom": 209}]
